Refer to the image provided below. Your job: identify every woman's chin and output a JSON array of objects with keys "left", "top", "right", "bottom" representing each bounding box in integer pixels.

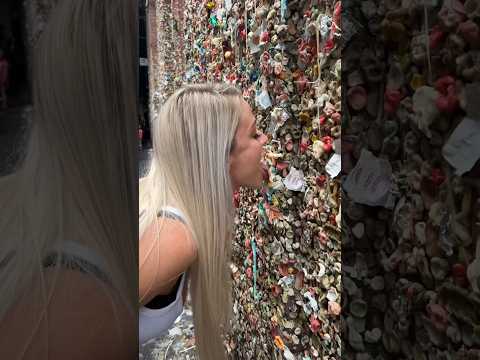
[
  {"left": 239, "top": 167, "right": 269, "bottom": 189},
  {"left": 243, "top": 176, "right": 264, "bottom": 190}
]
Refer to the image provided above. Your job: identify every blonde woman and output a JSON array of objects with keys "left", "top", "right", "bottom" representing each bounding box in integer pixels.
[
  {"left": 0, "top": 1, "right": 137, "bottom": 358},
  {"left": 139, "top": 84, "right": 268, "bottom": 359}
]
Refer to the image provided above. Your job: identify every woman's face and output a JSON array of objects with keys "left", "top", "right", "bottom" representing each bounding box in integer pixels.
[{"left": 229, "top": 99, "right": 268, "bottom": 190}]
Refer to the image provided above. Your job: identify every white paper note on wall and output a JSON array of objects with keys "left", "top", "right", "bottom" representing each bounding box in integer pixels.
[
  {"left": 343, "top": 149, "right": 395, "bottom": 208},
  {"left": 283, "top": 167, "right": 306, "bottom": 192},
  {"left": 326, "top": 153, "right": 341, "bottom": 178},
  {"left": 442, "top": 117, "right": 480, "bottom": 175}
]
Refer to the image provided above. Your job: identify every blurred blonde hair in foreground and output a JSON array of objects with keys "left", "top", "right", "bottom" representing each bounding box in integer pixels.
[
  {"left": 0, "top": 0, "right": 138, "bottom": 355},
  {"left": 139, "top": 83, "right": 242, "bottom": 359}
]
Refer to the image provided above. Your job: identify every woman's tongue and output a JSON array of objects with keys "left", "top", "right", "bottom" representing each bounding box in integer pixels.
[{"left": 261, "top": 161, "right": 269, "bottom": 181}]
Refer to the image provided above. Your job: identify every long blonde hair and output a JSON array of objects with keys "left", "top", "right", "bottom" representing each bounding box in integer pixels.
[
  {"left": 0, "top": 0, "right": 138, "bottom": 353},
  {"left": 140, "top": 83, "right": 242, "bottom": 359}
]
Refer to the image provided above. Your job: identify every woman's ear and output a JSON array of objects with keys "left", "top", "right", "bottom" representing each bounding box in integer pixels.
[
  {"left": 228, "top": 157, "right": 240, "bottom": 192},
  {"left": 229, "top": 137, "right": 236, "bottom": 153},
  {"left": 228, "top": 156, "right": 234, "bottom": 181}
]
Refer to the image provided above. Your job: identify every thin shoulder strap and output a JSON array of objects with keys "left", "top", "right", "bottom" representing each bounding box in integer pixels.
[
  {"left": 43, "top": 241, "right": 111, "bottom": 284},
  {"left": 157, "top": 206, "right": 187, "bottom": 224}
]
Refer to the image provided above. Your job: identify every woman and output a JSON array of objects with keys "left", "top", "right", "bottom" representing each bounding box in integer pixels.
[
  {"left": 139, "top": 84, "right": 268, "bottom": 359},
  {"left": 0, "top": 1, "right": 137, "bottom": 358}
]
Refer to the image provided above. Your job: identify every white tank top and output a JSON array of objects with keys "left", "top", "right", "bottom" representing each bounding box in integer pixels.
[{"left": 139, "top": 206, "right": 189, "bottom": 345}]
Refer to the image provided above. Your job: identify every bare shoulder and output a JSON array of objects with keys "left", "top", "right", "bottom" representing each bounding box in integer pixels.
[
  {"left": 139, "top": 217, "right": 197, "bottom": 304},
  {"left": 0, "top": 268, "right": 136, "bottom": 360}
]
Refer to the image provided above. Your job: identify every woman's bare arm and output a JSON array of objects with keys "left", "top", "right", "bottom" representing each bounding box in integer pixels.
[
  {"left": 0, "top": 269, "right": 137, "bottom": 359},
  {"left": 139, "top": 218, "right": 197, "bottom": 306}
]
